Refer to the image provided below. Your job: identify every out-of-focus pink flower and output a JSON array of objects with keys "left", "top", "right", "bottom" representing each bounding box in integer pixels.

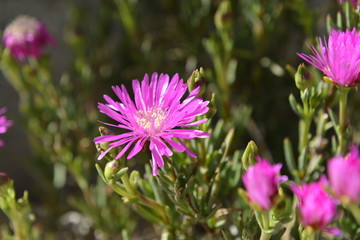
[
  {"left": 242, "top": 157, "right": 288, "bottom": 210},
  {"left": 0, "top": 107, "right": 12, "bottom": 147},
  {"left": 2, "top": 16, "right": 55, "bottom": 61},
  {"left": 94, "top": 73, "right": 210, "bottom": 175},
  {"left": 328, "top": 146, "right": 360, "bottom": 203},
  {"left": 297, "top": 28, "right": 360, "bottom": 87},
  {"left": 339, "top": 0, "right": 358, "bottom": 7},
  {"left": 291, "top": 178, "right": 340, "bottom": 234}
]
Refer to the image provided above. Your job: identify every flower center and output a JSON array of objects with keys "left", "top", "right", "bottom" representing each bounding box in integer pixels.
[
  {"left": 134, "top": 107, "right": 167, "bottom": 133},
  {"left": 5, "top": 17, "right": 40, "bottom": 39}
]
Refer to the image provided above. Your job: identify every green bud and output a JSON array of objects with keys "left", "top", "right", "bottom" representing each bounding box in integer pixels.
[
  {"left": 129, "top": 170, "right": 140, "bottom": 188},
  {"left": 241, "top": 140, "right": 258, "bottom": 170},
  {"left": 215, "top": 0, "right": 233, "bottom": 33},
  {"left": 104, "top": 160, "right": 121, "bottom": 182},
  {"left": 96, "top": 126, "right": 120, "bottom": 160},
  {"left": 187, "top": 67, "right": 206, "bottom": 96},
  {"left": 295, "top": 64, "right": 312, "bottom": 90}
]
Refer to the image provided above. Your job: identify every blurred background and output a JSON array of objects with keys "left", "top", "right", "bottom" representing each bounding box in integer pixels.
[{"left": 0, "top": 0, "right": 334, "bottom": 193}]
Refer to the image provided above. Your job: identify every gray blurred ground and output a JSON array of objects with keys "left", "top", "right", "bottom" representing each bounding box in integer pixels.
[{"left": 0, "top": 0, "right": 71, "bottom": 194}]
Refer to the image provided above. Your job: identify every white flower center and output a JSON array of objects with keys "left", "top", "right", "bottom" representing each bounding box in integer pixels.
[
  {"left": 5, "top": 16, "right": 40, "bottom": 39},
  {"left": 134, "top": 107, "right": 167, "bottom": 133}
]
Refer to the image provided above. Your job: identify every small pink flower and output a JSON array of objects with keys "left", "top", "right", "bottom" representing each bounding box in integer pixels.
[
  {"left": 0, "top": 107, "right": 13, "bottom": 147},
  {"left": 94, "top": 73, "right": 210, "bottom": 175},
  {"left": 291, "top": 178, "right": 340, "bottom": 234},
  {"left": 339, "top": 0, "right": 358, "bottom": 7},
  {"left": 242, "top": 157, "right": 288, "bottom": 210},
  {"left": 297, "top": 28, "right": 360, "bottom": 87},
  {"left": 328, "top": 146, "right": 360, "bottom": 203},
  {"left": 2, "top": 16, "right": 55, "bottom": 61}
]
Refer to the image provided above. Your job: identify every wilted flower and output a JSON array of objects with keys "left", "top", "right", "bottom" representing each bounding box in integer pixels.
[
  {"left": 2, "top": 15, "right": 55, "bottom": 61},
  {"left": 0, "top": 107, "right": 12, "bottom": 147},
  {"left": 297, "top": 28, "right": 360, "bottom": 87},
  {"left": 242, "top": 157, "right": 288, "bottom": 210},
  {"left": 291, "top": 178, "right": 340, "bottom": 234},
  {"left": 94, "top": 73, "right": 210, "bottom": 175},
  {"left": 328, "top": 145, "right": 360, "bottom": 203},
  {"left": 339, "top": 0, "right": 358, "bottom": 7}
]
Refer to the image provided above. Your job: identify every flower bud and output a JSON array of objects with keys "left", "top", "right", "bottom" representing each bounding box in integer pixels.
[
  {"left": 241, "top": 141, "right": 258, "bottom": 170},
  {"left": 0, "top": 172, "right": 10, "bottom": 187},
  {"left": 328, "top": 145, "right": 360, "bottom": 204},
  {"left": 104, "top": 160, "right": 121, "bottom": 182},
  {"left": 291, "top": 177, "right": 340, "bottom": 234},
  {"left": 295, "top": 63, "right": 313, "bottom": 90},
  {"left": 187, "top": 67, "right": 206, "bottom": 96},
  {"left": 214, "top": 0, "right": 233, "bottom": 34},
  {"left": 242, "top": 157, "right": 288, "bottom": 210},
  {"left": 2, "top": 15, "right": 55, "bottom": 61},
  {"left": 96, "top": 126, "right": 120, "bottom": 160}
]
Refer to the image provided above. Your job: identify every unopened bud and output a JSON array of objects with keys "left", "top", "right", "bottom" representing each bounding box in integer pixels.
[
  {"left": 97, "top": 126, "right": 120, "bottom": 159},
  {"left": 241, "top": 141, "right": 258, "bottom": 170},
  {"left": 215, "top": 0, "right": 233, "bottom": 33},
  {"left": 295, "top": 64, "right": 313, "bottom": 90},
  {"left": 104, "top": 160, "right": 121, "bottom": 182},
  {"left": 0, "top": 172, "right": 10, "bottom": 187},
  {"left": 187, "top": 67, "right": 206, "bottom": 96}
]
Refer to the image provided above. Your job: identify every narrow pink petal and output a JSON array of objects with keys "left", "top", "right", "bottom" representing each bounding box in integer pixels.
[
  {"left": 127, "top": 138, "right": 147, "bottom": 159},
  {"left": 94, "top": 132, "right": 134, "bottom": 143},
  {"left": 177, "top": 138, "right": 197, "bottom": 158},
  {"left": 132, "top": 79, "right": 146, "bottom": 110},
  {"left": 162, "top": 137, "right": 186, "bottom": 152},
  {"left": 115, "top": 139, "right": 136, "bottom": 159},
  {"left": 152, "top": 138, "right": 173, "bottom": 156}
]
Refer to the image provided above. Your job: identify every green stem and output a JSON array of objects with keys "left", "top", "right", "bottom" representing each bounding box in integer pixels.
[
  {"left": 338, "top": 87, "right": 350, "bottom": 154},
  {"left": 255, "top": 211, "right": 272, "bottom": 240},
  {"left": 260, "top": 231, "right": 271, "bottom": 240}
]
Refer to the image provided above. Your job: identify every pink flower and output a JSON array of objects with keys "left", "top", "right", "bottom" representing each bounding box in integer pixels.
[
  {"left": 94, "top": 73, "right": 210, "bottom": 175},
  {"left": 291, "top": 178, "right": 340, "bottom": 234},
  {"left": 242, "top": 157, "right": 288, "bottom": 210},
  {"left": 2, "top": 16, "right": 55, "bottom": 61},
  {"left": 339, "top": 0, "right": 358, "bottom": 7},
  {"left": 328, "top": 146, "right": 360, "bottom": 203},
  {"left": 0, "top": 107, "right": 13, "bottom": 147},
  {"left": 297, "top": 28, "right": 360, "bottom": 87}
]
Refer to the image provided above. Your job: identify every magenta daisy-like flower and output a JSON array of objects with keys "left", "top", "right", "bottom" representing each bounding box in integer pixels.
[
  {"left": 328, "top": 145, "right": 360, "bottom": 204},
  {"left": 297, "top": 28, "right": 360, "bottom": 87},
  {"left": 2, "top": 15, "right": 55, "bottom": 61},
  {"left": 291, "top": 177, "right": 341, "bottom": 235},
  {"left": 0, "top": 107, "right": 13, "bottom": 147},
  {"left": 242, "top": 157, "right": 288, "bottom": 210},
  {"left": 94, "top": 73, "right": 210, "bottom": 175}
]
